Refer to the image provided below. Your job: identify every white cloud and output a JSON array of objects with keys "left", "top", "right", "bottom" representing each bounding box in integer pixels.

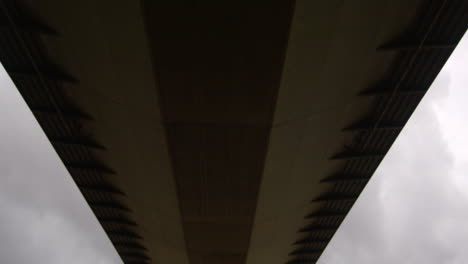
[
  {"left": 0, "top": 66, "right": 122, "bottom": 264},
  {"left": 319, "top": 33, "right": 468, "bottom": 264}
]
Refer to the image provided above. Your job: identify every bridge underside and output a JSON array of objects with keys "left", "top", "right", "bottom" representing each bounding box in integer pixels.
[{"left": 1, "top": 0, "right": 467, "bottom": 264}]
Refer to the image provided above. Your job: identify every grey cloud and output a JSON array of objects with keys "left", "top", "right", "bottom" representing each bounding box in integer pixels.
[
  {"left": 319, "top": 34, "right": 468, "bottom": 264},
  {"left": 0, "top": 67, "right": 122, "bottom": 264}
]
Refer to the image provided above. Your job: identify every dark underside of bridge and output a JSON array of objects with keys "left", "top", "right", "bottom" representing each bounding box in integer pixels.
[
  {"left": 142, "top": 2, "right": 293, "bottom": 264},
  {"left": 0, "top": 0, "right": 467, "bottom": 264}
]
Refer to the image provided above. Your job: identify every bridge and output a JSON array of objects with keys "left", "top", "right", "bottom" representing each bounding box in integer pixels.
[{"left": 0, "top": 0, "right": 466, "bottom": 263}]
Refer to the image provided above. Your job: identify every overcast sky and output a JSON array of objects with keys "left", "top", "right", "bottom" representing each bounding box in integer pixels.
[
  {"left": 0, "top": 34, "right": 466, "bottom": 264},
  {"left": 0, "top": 69, "right": 122, "bottom": 262},
  {"left": 319, "top": 33, "right": 468, "bottom": 264}
]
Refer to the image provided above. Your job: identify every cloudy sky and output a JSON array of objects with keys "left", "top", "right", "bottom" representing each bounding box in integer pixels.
[
  {"left": 0, "top": 70, "right": 122, "bottom": 262},
  {"left": 319, "top": 33, "right": 468, "bottom": 264},
  {"left": 0, "top": 32, "right": 466, "bottom": 264}
]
